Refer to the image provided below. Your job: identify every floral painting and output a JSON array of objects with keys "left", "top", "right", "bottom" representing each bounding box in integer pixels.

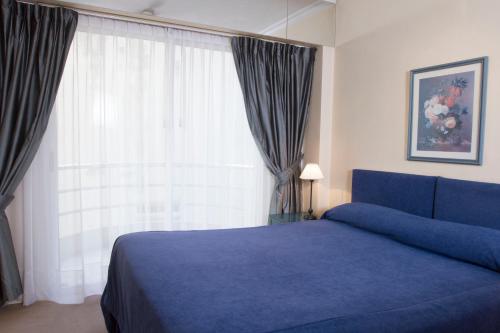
[
  {"left": 417, "top": 71, "right": 474, "bottom": 152},
  {"left": 408, "top": 57, "right": 487, "bottom": 165}
]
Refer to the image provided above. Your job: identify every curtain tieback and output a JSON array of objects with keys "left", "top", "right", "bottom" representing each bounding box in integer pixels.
[
  {"left": 276, "top": 155, "right": 304, "bottom": 186},
  {"left": 0, "top": 194, "right": 14, "bottom": 211}
]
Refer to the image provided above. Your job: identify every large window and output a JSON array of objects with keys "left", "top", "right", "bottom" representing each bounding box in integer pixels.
[{"left": 22, "top": 16, "right": 272, "bottom": 304}]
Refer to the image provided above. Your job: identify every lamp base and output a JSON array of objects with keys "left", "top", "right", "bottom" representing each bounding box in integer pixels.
[{"left": 303, "top": 214, "right": 317, "bottom": 220}]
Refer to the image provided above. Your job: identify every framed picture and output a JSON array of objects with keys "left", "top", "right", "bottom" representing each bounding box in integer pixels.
[{"left": 407, "top": 57, "right": 488, "bottom": 165}]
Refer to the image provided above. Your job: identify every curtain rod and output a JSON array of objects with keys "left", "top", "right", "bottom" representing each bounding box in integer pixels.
[{"left": 22, "top": 0, "right": 319, "bottom": 48}]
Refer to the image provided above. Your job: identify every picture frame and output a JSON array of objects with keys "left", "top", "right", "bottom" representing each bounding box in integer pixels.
[{"left": 407, "top": 57, "right": 488, "bottom": 165}]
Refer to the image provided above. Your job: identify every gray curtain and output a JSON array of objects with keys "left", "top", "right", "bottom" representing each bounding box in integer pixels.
[
  {"left": 0, "top": 0, "right": 77, "bottom": 304},
  {"left": 231, "top": 37, "right": 316, "bottom": 215}
]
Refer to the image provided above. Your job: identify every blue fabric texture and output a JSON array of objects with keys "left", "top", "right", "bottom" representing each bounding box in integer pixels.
[
  {"left": 351, "top": 169, "right": 437, "bottom": 218},
  {"left": 435, "top": 177, "right": 500, "bottom": 230},
  {"left": 101, "top": 217, "right": 500, "bottom": 333},
  {"left": 323, "top": 203, "right": 500, "bottom": 272}
]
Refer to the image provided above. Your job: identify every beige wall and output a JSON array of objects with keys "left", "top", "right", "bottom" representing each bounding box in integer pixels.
[
  {"left": 270, "top": 3, "right": 336, "bottom": 47},
  {"left": 331, "top": 0, "right": 500, "bottom": 205},
  {"left": 287, "top": 4, "right": 335, "bottom": 47},
  {"left": 303, "top": 46, "right": 335, "bottom": 214}
]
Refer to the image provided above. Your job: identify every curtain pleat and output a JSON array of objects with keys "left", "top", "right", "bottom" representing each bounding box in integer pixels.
[
  {"left": 231, "top": 37, "right": 316, "bottom": 214},
  {"left": 0, "top": 0, "right": 77, "bottom": 305}
]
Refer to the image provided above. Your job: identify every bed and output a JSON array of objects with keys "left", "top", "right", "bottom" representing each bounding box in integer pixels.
[{"left": 100, "top": 169, "right": 500, "bottom": 333}]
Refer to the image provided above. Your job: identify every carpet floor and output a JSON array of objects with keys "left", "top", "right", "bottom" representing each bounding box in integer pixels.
[{"left": 0, "top": 296, "right": 106, "bottom": 333}]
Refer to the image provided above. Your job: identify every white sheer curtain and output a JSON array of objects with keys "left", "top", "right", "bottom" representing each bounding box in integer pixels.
[{"left": 22, "top": 15, "right": 273, "bottom": 305}]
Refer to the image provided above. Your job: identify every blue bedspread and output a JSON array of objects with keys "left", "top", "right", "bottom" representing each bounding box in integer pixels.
[{"left": 101, "top": 204, "right": 500, "bottom": 333}]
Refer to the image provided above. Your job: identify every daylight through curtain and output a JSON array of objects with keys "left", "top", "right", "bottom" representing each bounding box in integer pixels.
[{"left": 21, "top": 15, "right": 273, "bottom": 305}]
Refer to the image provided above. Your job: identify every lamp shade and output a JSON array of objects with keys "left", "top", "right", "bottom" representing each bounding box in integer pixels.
[{"left": 300, "top": 163, "right": 324, "bottom": 180}]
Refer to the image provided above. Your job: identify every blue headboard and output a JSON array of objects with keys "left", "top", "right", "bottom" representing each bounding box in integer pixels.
[
  {"left": 434, "top": 177, "right": 500, "bottom": 230},
  {"left": 351, "top": 169, "right": 500, "bottom": 230},
  {"left": 352, "top": 169, "right": 437, "bottom": 218}
]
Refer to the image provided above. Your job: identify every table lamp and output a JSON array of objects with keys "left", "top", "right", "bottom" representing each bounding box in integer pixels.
[{"left": 300, "top": 163, "right": 324, "bottom": 220}]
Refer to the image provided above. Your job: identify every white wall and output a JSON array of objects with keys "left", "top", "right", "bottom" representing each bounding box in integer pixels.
[{"left": 331, "top": 0, "right": 500, "bottom": 205}]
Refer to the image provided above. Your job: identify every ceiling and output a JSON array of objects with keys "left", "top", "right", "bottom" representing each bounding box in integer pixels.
[{"left": 66, "top": 0, "right": 334, "bottom": 33}]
